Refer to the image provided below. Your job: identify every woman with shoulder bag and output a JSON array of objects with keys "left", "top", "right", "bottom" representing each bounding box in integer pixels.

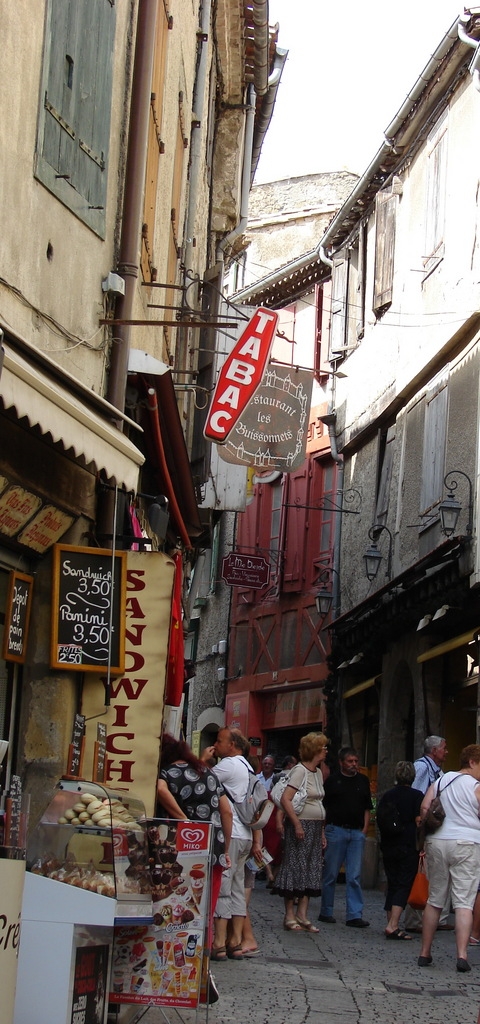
[
  {"left": 272, "top": 732, "right": 328, "bottom": 932},
  {"left": 417, "top": 743, "right": 480, "bottom": 973}
]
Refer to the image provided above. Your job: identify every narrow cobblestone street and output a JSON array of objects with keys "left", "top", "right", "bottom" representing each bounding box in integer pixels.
[{"left": 140, "top": 881, "right": 480, "bottom": 1024}]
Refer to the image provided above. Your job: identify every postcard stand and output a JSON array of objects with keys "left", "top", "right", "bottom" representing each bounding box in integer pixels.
[{"left": 109, "top": 819, "right": 213, "bottom": 1024}]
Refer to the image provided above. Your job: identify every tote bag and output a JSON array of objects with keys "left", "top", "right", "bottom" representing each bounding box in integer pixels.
[{"left": 407, "top": 852, "right": 429, "bottom": 909}]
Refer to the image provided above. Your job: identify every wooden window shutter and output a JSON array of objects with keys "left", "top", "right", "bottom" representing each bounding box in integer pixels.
[
  {"left": 356, "top": 221, "right": 367, "bottom": 339},
  {"left": 420, "top": 384, "right": 448, "bottom": 513},
  {"left": 167, "top": 112, "right": 187, "bottom": 285},
  {"left": 373, "top": 191, "right": 397, "bottom": 316},
  {"left": 283, "top": 470, "right": 308, "bottom": 591},
  {"left": 37, "top": 0, "right": 115, "bottom": 237},
  {"left": 375, "top": 425, "right": 395, "bottom": 523},
  {"left": 314, "top": 282, "right": 332, "bottom": 382},
  {"left": 141, "top": 3, "right": 170, "bottom": 281},
  {"left": 329, "top": 252, "right": 348, "bottom": 356},
  {"left": 424, "top": 112, "right": 448, "bottom": 271}
]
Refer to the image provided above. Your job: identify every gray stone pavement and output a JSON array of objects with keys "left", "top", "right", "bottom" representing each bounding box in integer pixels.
[{"left": 138, "top": 881, "right": 480, "bottom": 1024}]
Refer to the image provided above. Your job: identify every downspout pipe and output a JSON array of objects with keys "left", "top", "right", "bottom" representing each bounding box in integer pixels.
[
  {"left": 458, "top": 16, "right": 480, "bottom": 93},
  {"left": 216, "top": 85, "right": 256, "bottom": 283},
  {"left": 107, "top": 0, "right": 158, "bottom": 417},
  {"left": 250, "top": 46, "right": 288, "bottom": 183},
  {"left": 185, "top": 0, "right": 212, "bottom": 275},
  {"left": 320, "top": 412, "right": 344, "bottom": 621},
  {"left": 252, "top": 0, "right": 269, "bottom": 98}
]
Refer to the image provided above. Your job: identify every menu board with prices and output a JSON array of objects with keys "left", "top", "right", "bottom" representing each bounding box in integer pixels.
[
  {"left": 51, "top": 544, "right": 126, "bottom": 673},
  {"left": 110, "top": 820, "right": 212, "bottom": 1007}
]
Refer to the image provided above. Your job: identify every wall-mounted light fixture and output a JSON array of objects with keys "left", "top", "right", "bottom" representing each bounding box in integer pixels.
[
  {"left": 417, "top": 614, "right": 432, "bottom": 631},
  {"left": 432, "top": 605, "right": 452, "bottom": 621},
  {"left": 439, "top": 470, "right": 473, "bottom": 537},
  {"left": 363, "top": 524, "right": 393, "bottom": 581},
  {"left": 314, "top": 566, "right": 339, "bottom": 619}
]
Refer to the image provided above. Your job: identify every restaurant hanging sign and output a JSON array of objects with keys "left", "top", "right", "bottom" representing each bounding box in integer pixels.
[
  {"left": 218, "top": 364, "right": 313, "bottom": 472},
  {"left": 204, "top": 307, "right": 278, "bottom": 443}
]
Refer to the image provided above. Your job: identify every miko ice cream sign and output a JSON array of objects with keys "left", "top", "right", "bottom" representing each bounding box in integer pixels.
[{"left": 204, "top": 307, "right": 278, "bottom": 443}]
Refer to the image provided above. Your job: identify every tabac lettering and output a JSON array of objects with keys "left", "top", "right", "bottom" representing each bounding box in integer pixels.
[{"left": 204, "top": 307, "right": 278, "bottom": 443}]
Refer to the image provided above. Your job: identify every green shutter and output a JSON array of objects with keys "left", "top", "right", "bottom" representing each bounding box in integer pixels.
[{"left": 36, "top": 0, "right": 116, "bottom": 237}]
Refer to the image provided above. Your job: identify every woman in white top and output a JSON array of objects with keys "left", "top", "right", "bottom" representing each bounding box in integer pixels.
[
  {"left": 418, "top": 743, "right": 480, "bottom": 972},
  {"left": 274, "top": 732, "right": 328, "bottom": 932}
]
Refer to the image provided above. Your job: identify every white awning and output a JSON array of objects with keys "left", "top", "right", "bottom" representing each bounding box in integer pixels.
[{"left": 1, "top": 342, "right": 144, "bottom": 492}]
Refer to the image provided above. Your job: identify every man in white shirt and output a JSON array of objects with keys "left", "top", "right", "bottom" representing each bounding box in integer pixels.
[
  {"left": 257, "top": 754, "right": 275, "bottom": 792},
  {"left": 210, "top": 728, "right": 258, "bottom": 960},
  {"left": 406, "top": 734, "right": 453, "bottom": 932},
  {"left": 412, "top": 736, "right": 447, "bottom": 794}
]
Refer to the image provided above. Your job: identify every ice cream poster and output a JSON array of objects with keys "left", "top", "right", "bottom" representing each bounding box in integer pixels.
[{"left": 110, "top": 820, "right": 212, "bottom": 1007}]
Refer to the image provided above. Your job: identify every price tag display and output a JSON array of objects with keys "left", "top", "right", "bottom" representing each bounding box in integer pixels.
[{"left": 51, "top": 545, "right": 126, "bottom": 673}]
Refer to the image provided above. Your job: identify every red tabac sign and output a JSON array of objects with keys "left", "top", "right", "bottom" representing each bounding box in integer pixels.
[
  {"left": 204, "top": 307, "right": 278, "bottom": 443},
  {"left": 222, "top": 552, "right": 270, "bottom": 589}
]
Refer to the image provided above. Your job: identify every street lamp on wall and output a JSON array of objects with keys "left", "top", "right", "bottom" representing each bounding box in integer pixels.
[
  {"left": 315, "top": 587, "right": 333, "bottom": 618},
  {"left": 363, "top": 524, "right": 393, "bottom": 581},
  {"left": 314, "top": 566, "right": 339, "bottom": 619},
  {"left": 438, "top": 470, "right": 473, "bottom": 537}
]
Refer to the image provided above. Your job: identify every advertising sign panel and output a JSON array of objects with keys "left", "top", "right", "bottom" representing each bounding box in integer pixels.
[
  {"left": 218, "top": 364, "right": 313, "bottom": 472},
  {"left": 110, "top": 820, "right": 212, "bottom": 1008},
  {"left": 0, "top": 857, "right": 25, "bottom": 1024},
  {"left": 222, "top": 552, "right": 270, "bottom": 589},
  {"left": 82, "top": 551, "right": 176, "bottom": 816},
  {"left": 71, "top": 943, "right": 109, "bottom": 1024},
  {"left": 204, "top": 307, "right": 278, "bottom": 443}
]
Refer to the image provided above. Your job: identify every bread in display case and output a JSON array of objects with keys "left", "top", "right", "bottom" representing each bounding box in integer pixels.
[{"left": 26, "top": 780, "right": 151, "bottom": 909}]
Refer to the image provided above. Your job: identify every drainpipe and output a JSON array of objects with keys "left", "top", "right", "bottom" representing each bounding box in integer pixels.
[
  {"left": 250, "top": 46, "right": 288, "bottom": 183},
  {"left": 185, "top": 0, "right": 212, "bottom": 276},
  {"left": 216, "top": 84, "right": 256, "bottom": 288},
  {"left": 107, "top": 0, "right": 158, "bottom": 417},
  {"left": 458, "top": 15, "right": 480, "bottom": 93},
  {"left": 320, "top": 411, "right": 344, "bottom": 621},
  {"left": 252, "top": 0, "right": 269, "bottom": 98}
]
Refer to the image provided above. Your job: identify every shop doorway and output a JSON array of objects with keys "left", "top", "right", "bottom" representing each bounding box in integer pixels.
[{"left": 263, "top": 724, "right": 324, "bottom": 768}]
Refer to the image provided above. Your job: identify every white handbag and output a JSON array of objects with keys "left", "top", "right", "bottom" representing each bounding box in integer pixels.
[{"left": 270, "top": 766, "right": 308, "bottom": 813}]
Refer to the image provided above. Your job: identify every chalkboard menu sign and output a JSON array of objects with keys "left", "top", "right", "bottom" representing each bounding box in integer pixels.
[
  {"left": 93, "top": 722, "right": 107, "bottom": 783},
  {"left": 65, "top": 713, "right": 86, "bottom": 779},
  {"left": 51, "top": 544, "right": 126, "bottom": 673},
  {"left": 2, "top": 571, "right": 34, "bottom": 663}
]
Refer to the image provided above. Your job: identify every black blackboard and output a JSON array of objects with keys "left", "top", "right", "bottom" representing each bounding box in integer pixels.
[
  {"left": 2, "top": 571, "right": 34, "bottom": 663},
  {"left": 51, "top": 544, "right": 126, "bottom": 672}
]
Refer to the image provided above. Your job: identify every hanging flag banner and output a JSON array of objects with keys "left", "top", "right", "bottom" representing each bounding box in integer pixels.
[
  {"left": 204, "top": 307, "right": 278, "bottom": 443},
  {"left": 82, "top": 551, "right": 176, "bottom": 815},
  {"left": 218, "top": 363, "right": 313, "bottom": 472}
]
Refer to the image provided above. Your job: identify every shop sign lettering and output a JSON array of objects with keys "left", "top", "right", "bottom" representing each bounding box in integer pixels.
[{"left": 204, "top": 308, "right": 278, "bottom": 443}]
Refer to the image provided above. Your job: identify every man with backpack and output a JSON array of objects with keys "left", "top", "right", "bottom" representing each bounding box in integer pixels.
[{"left": 209, "top": 727, "right": 262, "bottom": 960}]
